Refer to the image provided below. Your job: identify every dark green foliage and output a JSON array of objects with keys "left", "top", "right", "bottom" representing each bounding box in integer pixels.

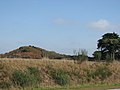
[
  {"left": 50, "top": 69, "right": 69, "bottom": 86},
  {"left": 106, "top": 53, "right": 112, "bottom": 62},
  {"left": 12, "top": 67, "right": 42, "bottom": 88},
  {"left": 97, "top": 32, "right": 120, "bottom": 60},
  {"left": 93, "top": 51, "right": 102, "bottom": 60}
]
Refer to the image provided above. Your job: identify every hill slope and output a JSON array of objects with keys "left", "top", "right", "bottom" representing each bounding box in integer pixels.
[{"left": 0, "top": 46, "right": 66, "bottom": 59}]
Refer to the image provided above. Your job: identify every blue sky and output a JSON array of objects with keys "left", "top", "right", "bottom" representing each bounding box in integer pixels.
[{"left": 0, "top": 0, "right": 120, "bottom": 56}]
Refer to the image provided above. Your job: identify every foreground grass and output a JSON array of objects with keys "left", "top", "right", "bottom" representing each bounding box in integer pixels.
[
  {"left": 2, "top": 84, "right": 120, "bottom": 90},
  {"left": 0, "top": 58, "right": 120, "bottom": 89},
  {"left": 30, "top": 84, "right": 120, "bottom": 90}
]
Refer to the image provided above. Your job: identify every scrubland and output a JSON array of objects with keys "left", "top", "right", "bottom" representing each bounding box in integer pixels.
[{"left": 0, "top": 58, "right": 120, "bottom": 90}]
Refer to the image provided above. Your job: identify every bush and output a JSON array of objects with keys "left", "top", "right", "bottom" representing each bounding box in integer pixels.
[
  {"left": 93, "top": 66, "right": 112, "bottom": 80},
  {"left": 80, "top": 49, "right": 88, "bottom": 62},
  {"left": 12, "top": 67, "right": 42, "bottom": 88},
  {"left": 93, "top": 51, "right": 102, "bottom": 60},
  {"left": 87, "top": 66, "right": 112, "bottom": 81},
  {"left": 12, "top": 70, "right": 29, "bottom": 87},
  {"left": 27, "top": 67, "right": 42, "bottom": 85},
  {"left": 50, "top": 69, "right": 69, "bottom": 86}
]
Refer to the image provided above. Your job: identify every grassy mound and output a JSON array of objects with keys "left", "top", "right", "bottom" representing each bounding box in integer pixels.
[{"left": 0, "top": 58, "right": 120, "bottom": 89}]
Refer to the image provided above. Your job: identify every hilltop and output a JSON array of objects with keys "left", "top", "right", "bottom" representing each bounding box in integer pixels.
[{"left": 0, "top": 46, "right": 68, "bottom": 59}]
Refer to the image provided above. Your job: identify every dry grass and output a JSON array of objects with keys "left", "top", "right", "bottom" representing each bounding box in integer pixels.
[{"left": 0, "top": 58, "right": 120, "bottom": 89}]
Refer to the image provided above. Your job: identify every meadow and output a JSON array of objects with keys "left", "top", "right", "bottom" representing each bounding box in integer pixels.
[{"left": 0, "top": 58, "right": 120, "bottom": 90}]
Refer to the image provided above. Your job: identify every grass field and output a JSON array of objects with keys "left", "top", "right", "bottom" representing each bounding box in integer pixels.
[{"left": 0, "top": 58, "right": 120, "bottom": 90}]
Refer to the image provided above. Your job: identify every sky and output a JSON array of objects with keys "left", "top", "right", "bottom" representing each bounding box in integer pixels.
[{"left": 0, "top": 0, "right": 120, "bottom": 56}]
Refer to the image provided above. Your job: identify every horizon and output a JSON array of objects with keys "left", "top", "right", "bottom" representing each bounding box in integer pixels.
[{"left": 0, "top": 0, "right": 120, "bottom": 56}]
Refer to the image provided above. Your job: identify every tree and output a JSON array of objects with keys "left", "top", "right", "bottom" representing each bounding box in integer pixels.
[
  {"left": 115, "top": 37, "right": 120, "bottom": 60},
  {"left": 97, "top": 32, "right": 120, "bottom": 60},
  {"left": 93, "top": 51, "right": 102, "bottom": 60}
]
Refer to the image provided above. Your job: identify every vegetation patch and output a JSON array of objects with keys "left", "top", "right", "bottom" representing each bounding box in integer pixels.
[
  {"left": 12, "top": 67, "right": 42, "bottom": 88},
  {"left": 0, "top": 62, "right": 11, "bottom": 89},
  {"left": 86, "top": 66, "right": 112, "bottom": 82},
  {"left": 0, "top": 59, "right": 120, "bottom": 89},
  {"left": 50, "top": 69, "right": 70, "bottom": 86}
]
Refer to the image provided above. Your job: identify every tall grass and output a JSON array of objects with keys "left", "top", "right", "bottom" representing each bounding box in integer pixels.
[{"left": 0, "top": 58, "right": 120, "bottom": 89}]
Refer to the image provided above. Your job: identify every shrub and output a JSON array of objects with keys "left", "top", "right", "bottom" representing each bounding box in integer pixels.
[
  {"left": 12, "top": 70, "right": 29, "bottom": 88},
  {"left": 93, "top": 66, "right": 112, "bottom": 80},
  {"left": 73, "top": 49, "right": 88, "bottom": 63},
  {"left": 50, "top": 69, "right": 69, "bottom": 86},
  {"left": 12, "top": 67, "right": 42, "bottom": 88},
  {"left": 93, "top": 51, "right": 102, "bottom": 60},
  {"left": 27, "top": 67, "right": 42, "bottom": 85},
  {"left": 80, "top": 49, "right": 88, "bottom": 62},
  {"left": 87, "top": 66, "right": 112, "bottom": 81}
]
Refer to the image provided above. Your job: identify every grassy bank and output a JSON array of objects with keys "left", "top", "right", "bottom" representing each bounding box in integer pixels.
[{"left": 0, "top": 58, "right": 120, "bottom": 89}]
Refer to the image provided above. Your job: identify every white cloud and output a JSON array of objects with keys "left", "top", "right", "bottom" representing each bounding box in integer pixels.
[
  {"left": 89, "top": 19, "right": 110, "bottom": 30},
  {"left": 53, "top": 18, "right": 78, "bottom": 25}
]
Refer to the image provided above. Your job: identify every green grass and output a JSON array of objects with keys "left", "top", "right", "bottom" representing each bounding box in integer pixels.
[{"left": 28, "top": 84, "right": 120, "bottom": 90}]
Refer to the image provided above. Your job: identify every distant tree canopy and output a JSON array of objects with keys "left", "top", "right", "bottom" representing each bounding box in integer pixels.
[
  {"left": 94, "top": 32, "right": 120, "bottom": 61},
  {"left": 93, "top": 51, "right": 102, "bottom": 60}
]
